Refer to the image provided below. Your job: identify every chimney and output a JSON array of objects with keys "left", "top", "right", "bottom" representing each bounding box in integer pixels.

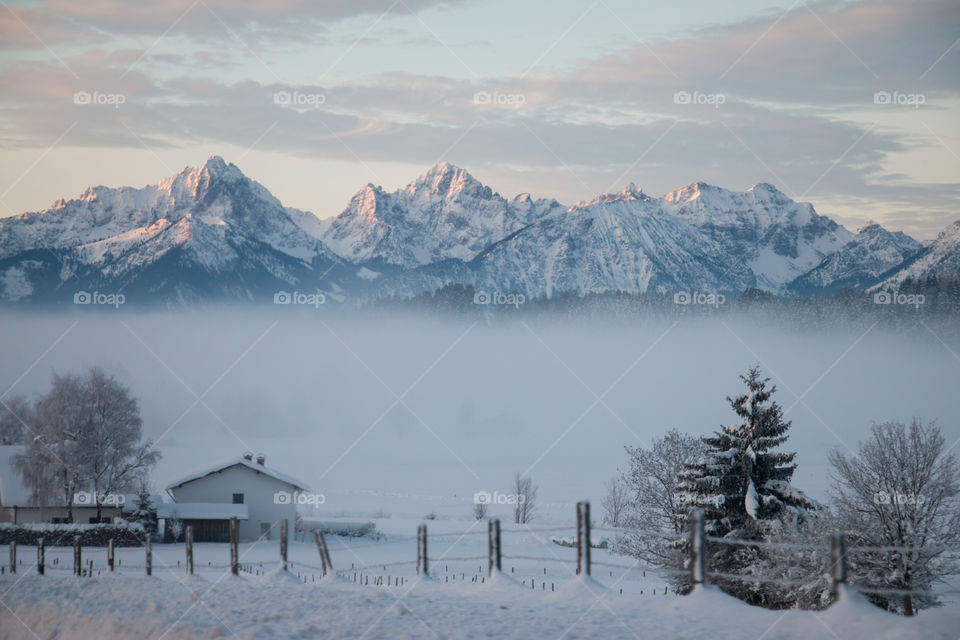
[
  {"left": 243, "top": 452, "right": 254, "bottom": 461},
  {"left": 256, "top": 454, "right": 265, "bottom": 466}
]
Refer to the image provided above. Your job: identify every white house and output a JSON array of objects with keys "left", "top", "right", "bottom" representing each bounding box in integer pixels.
[{"left": 164, "top": 453, "right": 307, "bottom": 543}]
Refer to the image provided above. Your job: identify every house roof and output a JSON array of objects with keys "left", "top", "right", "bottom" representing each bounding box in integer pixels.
[
  {"left": 164, "top": 456, "right": 308, "bottom": 492},
  {"left": 0, "top": 445, "right": 31, "bottom": 507},
  {"left": 157, "top": 503, "right": 249, "bottom": 520}
]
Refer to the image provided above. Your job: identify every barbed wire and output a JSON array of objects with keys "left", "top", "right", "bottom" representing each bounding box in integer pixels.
[
  {"left": 705, "top": 570, "right": 828, "bottom": 588},
  {"left": 426, "top": 555, "right": 487, "bottom": 563},
  {"left": 705, "top": 536, "right": 826, "bottom": 552},
  {"left": 852, "top": 585, "right": 960, "bottom": 597},
  {"left": 501, "top": 555, "right": 574, "bottom": 564},
  {"left": 508, "top": 526, "right": 578, "bottom": 534},
  {"left": 845, "top": 544, "right": 960, "bottom": 554}
]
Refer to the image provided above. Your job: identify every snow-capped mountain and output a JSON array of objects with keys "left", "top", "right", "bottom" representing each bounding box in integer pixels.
[
  {"left": 871, "top": 220, "right": 960, "bottom": 290},
  {"left": 0, "top": 157, "right": 347, "bottom": 304},
  {"left": 788, "top": 223, "right": 924, "bottom": 294},
  {"left": 320, "top": 162, "right": 565, "bottom": 269},
  {"left": 466, "top": 183, "right": 758, "bottom": 298},
  {"left": 661, "top": 182, "right": 854, "bottom": 291},
  {"left": 375, "top": 182, "right": 860, "bottom": 300},
  {"left": 1, "top": 157, "right": 955, "bottom": 306}
]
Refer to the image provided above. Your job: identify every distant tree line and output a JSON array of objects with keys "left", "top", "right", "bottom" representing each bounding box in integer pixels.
[{"left": 364, "top": 274, "right": 960, "bottom": 327}]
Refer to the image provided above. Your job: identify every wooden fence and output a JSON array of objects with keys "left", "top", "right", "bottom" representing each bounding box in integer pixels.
[{"left": 6, "top": 503, "right": 957, "bottom": 612}]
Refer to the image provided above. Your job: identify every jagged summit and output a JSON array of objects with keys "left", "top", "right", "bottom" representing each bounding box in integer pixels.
[
  {"left": 322, "top": 163, "right": 563, "bottom": 268},
  {"left": 407, "top": 162, "right": 492, "bottom": 199}
]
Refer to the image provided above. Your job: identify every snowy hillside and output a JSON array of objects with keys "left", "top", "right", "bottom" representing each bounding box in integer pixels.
[
  {"left": 2, "top": 532, "right": 956, "bottom": 640},
  {"left": 468, "top": 183, "right": 757, "bottom": 298},
  {"left": 872, "top": 220, "right": 960, "bottom": 290},
  {"left": 661, "top": 181, "right": 854, "bottom": 291},
  {"left": 789, "top": 223, "right": 925, "bottom": 294}
]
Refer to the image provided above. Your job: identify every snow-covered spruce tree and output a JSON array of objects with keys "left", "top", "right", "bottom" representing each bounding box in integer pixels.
[
  {"left": 131, "top": 485, "right": 158, "bottom": 535},
  {"left": 676, "top": 366, "right": 820, "bottom": 607}
]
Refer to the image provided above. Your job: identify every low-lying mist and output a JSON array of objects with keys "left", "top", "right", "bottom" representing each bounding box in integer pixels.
[{"left": 1, "top": 307, "right": 957, "bottom": 521}]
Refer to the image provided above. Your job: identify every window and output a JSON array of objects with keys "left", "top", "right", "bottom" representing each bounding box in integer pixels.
[{"left": 232, "top": 493, "right": 244, "bottom": 504}]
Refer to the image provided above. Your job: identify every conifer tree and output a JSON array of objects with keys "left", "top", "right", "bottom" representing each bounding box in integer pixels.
[{"left": 677, "top": 365, "right": 816, "bottom": 539}]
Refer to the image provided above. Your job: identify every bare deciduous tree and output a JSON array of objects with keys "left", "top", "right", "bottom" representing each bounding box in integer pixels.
[
  {"left": 0, "top": 395, "right": 30, "bottom": 445},
  {"left": 79, "top": 368, "right": 160, "bottom": 520},
  {"left": 830, "top": 419, "right": 960, "bottom": 615},
  {"left": 600, "top": 475, "right": 629, "bottom": 527},
  {"left": 613, "top": 429, "right": 705, "bottom": 591},
  {"left": 512, "top": 473, "right": 538, "bottom": 524},
  {"left": 472, "top": 500, "right": 488, "bottom": 520},
  {"left": 13, "top": 368, "right": 160, "bottom": 522}
]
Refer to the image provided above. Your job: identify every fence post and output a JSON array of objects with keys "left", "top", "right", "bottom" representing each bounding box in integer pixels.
[
  {"left": 577, "top": 501, "right": 591, "bottom": 577},
  {"left": 9, "top": 541, "right": 15, "bottom": 575},
  {"left": 185, "top": 526, "right": 194, "bottom": 575},
  {"left": 280, "top": 519, "right": 288, "bottom": 570},
  {"left": 829, "top": 532, "right": 846, "bottom": 600},
  {"left": 313, "top": 530, "right": 332, "bottom": 577},
  {"left": 108, "top": 538, "right": 114, "bottom": 572},
  {"left": 37, "top": 538, "right": 44, "bottom": 575},
  {"left": 417, "top": 524, "right": 428, "bottom": 576},
  {"left": 488, "top": 518, "right": 501, "bottom": 577},
  {"left": 689, "top": 510, "right": 705, "bottom": 588},
  {"left": 145, "top": 535, "right": 152, "bottom": 576},
  {"left": 73, "top": 536, "right": 81, "bottom": 577},
  {"left": 229, "top": 516, "right": 239, "bottom": 575}
]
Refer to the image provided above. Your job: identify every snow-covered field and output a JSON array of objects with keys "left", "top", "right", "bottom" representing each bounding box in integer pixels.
[{"left": 2, "top": 518, "right": 958, "bottom": 639}]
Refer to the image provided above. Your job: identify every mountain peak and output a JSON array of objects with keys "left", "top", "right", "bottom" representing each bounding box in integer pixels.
[
  {"left": 936, "top": 220, "right": 960, "bottom": 241},
  {"left": 747, "top": 182, "right": 789, "bottom": 201},
  {"left": 662, "top": 181, "right": 717, "bottom": 204},
  {"left": 410, "top": 162, "right": 489, "bottom": 198}
]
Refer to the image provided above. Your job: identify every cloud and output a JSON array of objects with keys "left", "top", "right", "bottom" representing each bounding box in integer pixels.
[
  {"left": 0, "top": 0, "right": 468, "bottom": 51},
  {"left": 0, "top": 0, "right": 957, "bottom": 238}
]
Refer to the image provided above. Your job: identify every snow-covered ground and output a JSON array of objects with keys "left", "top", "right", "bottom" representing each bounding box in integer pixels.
[{"left": 1, "top": 517, "right": 957, "bottom": 639}]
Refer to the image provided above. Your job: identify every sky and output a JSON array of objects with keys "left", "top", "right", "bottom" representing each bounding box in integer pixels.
[{"left": 0, "top": 0, "right": 957, "bottom": 240}]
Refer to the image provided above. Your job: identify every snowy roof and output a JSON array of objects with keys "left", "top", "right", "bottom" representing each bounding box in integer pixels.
[
  {"left": 164, "top": 456, "right": 308, "bottom": 492},
  {"left": 0, "top": 445, "right": 31, "bottom": 507},
  {"left": 157, "top": 503, "right": 248, "bottom": 520}
]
